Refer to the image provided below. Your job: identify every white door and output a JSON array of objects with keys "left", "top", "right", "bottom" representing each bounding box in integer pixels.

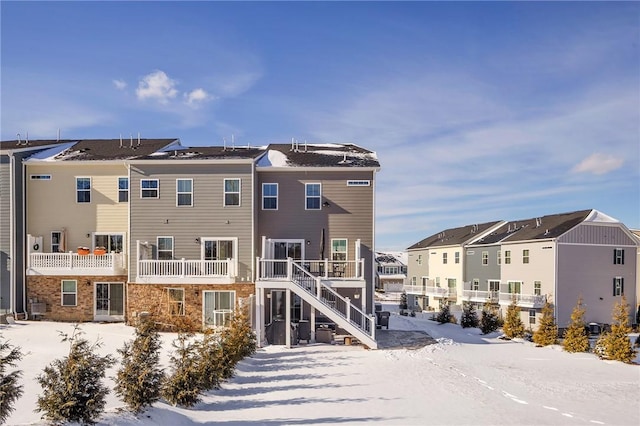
[{"left": 95, "top": 282, "right": 124, "bottom": 321}]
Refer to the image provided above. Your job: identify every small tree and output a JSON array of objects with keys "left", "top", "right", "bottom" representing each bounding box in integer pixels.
[
  {"left": 36, "top": 325, "right": 115, "bottom": 425},
  {"left": 480, "top": 303, "right": 500, "bottom": 334},
  {"left": 217, "top": 304, "right": 257, "bottom": 380},
  {"left": 533, "top": 299, "right": 558, "bottom": 346},
  {"left": 115, "top": 317, "right": 165, "bottom": 413},
  {"left": 399, "top": 291, "right": 408, "bottom": 314},
  {"left": 597, "top": 295, "right": 637, "bottom": 363},
  {"left": 196, "top": 329, "right": 225, "bottom": 391},
  {"left": 562, "top": 296, "right": 590, "bottom": 353},
  {"left": 502, "top": 298, "right": 525, "bottom": 339},
  {"left": 435, "top": 303, "right": 453, "bottom": 324},
  {"left": 0, "top": 336, "right": 23, "bottom": 424},
  {"left": 460, "top": 302, "right": 479, "bottom": 328},
  {"left": 162, "top": 333, "right": 202, "bottom": 407}
]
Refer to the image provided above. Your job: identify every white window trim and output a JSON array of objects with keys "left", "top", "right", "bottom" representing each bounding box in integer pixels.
[
  {"left": 455, "top": 251, "right": 460, "bottom": 264},
  {"left": 157, "top": 236, "right": 174, "bottom": 260},
  {"left": 331, "top": 238, "right": 348, "bottom": 261},
  {"left": 201, "top": 237, "right": 239, "bottom": 273},
  {"left": 262, "top": 183, "right": 278, "bottom": 210},
  {"left": 305, "top": 182, "right": 322, "bottom": 211},
  {"left": 613, "top": 277, "right": 623, "bottom": 296},
  {"left": 176, "top": 178, "right": 194, "bottom": 207},
  {"left": 504, "top": 250, "right": 511, "bottom": 264},
  {"left": 140, "top": 179, "right": 159, "bottom": 199},
  {"left": 51, "top": 231, "right": 62, "bottom": 253},
  {"left": 442, "top": 252, "right": 448, "bottom": 264},
  {"left": 61, "top": 279, "right": 77, "bottom": 306},
  {"left": 482, "top": 251, "right": 489, "bottom": 265},
  {"left": 118, "top": 177, "right": 129, "bottom": 203},
  {"left": 203, "top": 290, "right": 236, "bottom": 327},
  {"left": 76, "top": 177, "right": 91, "bottom": 204},
  {"left": 523, "top": 249, "right": 530, "bottom": 264},
  {"left": 534, "top": 281, "right": 541, "bottom": 296},
  {"left": 223, "top": 178, "right": 241, "bottom": 207},
  {"left": 93, "top": 233, "right": 125, "bottom": 253}
]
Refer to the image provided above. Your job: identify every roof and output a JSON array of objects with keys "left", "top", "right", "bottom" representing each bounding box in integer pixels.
[
  {"left": 375, "top": 251, "right": 407, "bottom": 266},
  {"left": 257, "top": 143, "right": 380, "bottom": 168},
  {"left": 137, "top": 146, "right": 265, "bottom": 161},
  {"left": 24, "top": 138, "right": 180, "bottom": 161},
  {"left": 407, "top": 221, "right": 503, "bottom": 250},
  {"left": 0, "top": 139, "right": 73, "bottom": 154}
]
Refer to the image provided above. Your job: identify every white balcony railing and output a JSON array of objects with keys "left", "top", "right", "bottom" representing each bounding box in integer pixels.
[
  {"left": 257, "top": 259, "right": 365, "bottom": 281},
  {"left": 403, "top": 284, "right": 426, "bottom": 294},
  {"left": 424, "top": 286, "right": 456, "bottom": 298},
  {"left": 138, "top": 259, "right": 232, "bottom": 278},
  {"left": 462, "top": 290, "right": 500, "bottom": 302},
  {"left": 28, "top": 252, "right": 126, "bottom": 275},
  {"left": 498, "top": 292, "right": 546, "bottom": 308}
]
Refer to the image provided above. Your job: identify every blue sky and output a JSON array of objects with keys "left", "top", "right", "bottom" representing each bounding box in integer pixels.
[{"left": 2, "top": 1, "right": 639, "bottom": 251}]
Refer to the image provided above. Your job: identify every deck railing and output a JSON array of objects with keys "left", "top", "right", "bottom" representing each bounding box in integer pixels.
[
  {"left": 424, "top": 286, "right": 455, "bottom": 298},
  {"left": 138, "top": 259, "right": 232, "bottom": 278},
  {"left": 462, "top": 289, "right": 500, "bottom": 301},
  {"left": 498, "top": 292, "right": 546, "bottom": 308},
  {"left": 30, "top": 252, "right": 124, "bottom": 271}
]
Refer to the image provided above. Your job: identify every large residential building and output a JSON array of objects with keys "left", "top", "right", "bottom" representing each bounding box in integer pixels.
[
  {"left": 3, "top": 138, "right": 380, "bottom": 348},
  {"left": 407, "top": 210, "right": 639, "bottom": 329}
]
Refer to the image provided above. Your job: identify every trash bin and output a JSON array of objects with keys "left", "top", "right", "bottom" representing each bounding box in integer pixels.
[
  {"left": 316, "top": 327, "right": 333, "bottom": 343},
  {"left": 378, "top": 311, "right": 390, "bottom": 329},
  {"left": 588, "top": 322, "right": 601, "bottom": 335},
  {"left": 298, "top": 320, "right": 311, "bottom": 343}
]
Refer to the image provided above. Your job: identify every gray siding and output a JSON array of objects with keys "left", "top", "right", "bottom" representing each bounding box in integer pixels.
[
  {"left": 465, "top": 245, "right": 501, "bottom": 291},
  {"left": 257, "top": 169, "right": 376, "bottom": 311},
  {"left": 559, "top": 223, "right": 636, "bottom": 246},
  {"left": 0, "top": 156, "right": 11, "bottom": 312},
  {"left": 557, "top": 244, "right": 636, "bottom": 328},
  {"left": 129, "top": 163, "right": 255, "bottom": 281}
]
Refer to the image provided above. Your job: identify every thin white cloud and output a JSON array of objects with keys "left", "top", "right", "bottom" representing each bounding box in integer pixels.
[
  {"left": 184, "top": 88, "right": 211, "bottom": 107},
  {"left": 136, "top": 70, "right": 178, "bottom": 104},
  {"left": 572, "top": 153, "right": 624, "bottom": 175},
  {"left": 113, "top": 79, "right": 127, "bottom": 90}
]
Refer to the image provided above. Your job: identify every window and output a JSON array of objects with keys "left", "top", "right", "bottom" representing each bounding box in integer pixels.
[
  {"left": 489, "top": 280, "right": 500, "bottom": 292},
  {"left": 176, "top": 179, "right": 193, "bottom": 206},
  {"left": 167, "top": 288, "right": 185, "bottom": 316},
  {"left": 497, "top": 251, "right": 501, "bottom": 265},
  {"left": 76, "top": 177, "right": 91, "bottom": 203},
  {"left": 51, "top": 231, "right": 62, "bottom": 253},
  {"left": 455, "top": 252, "right": 460, "bottom": 264},
  {"left": 504, "top": 250, "right": 511, "bottom": 264},
  {"left": 613, "top": 277, "right": 624, "bottom": 296},
  {"left": 157, "top": 237, "right": 174, "bottom": 260},
  {"left": 94, "top": 234, "right": 124, "bottom": 253},
  {"left": 472, "top": 279, "right": 479, "bottom": 291},
  {"left": 305, "top": 183, "right": 321, "bottom": 210},
  {"left": 435, "top": 277, "right": 440, "bottom": 286},
  {"left": 332, "top": 239, "right": 347, "bottom": 261},
  {"left": 262, "top": 183, "right": 278, "bottom": 210},
  {"left": 411, "top": 276, "right": 417, "bottom": 286},
  {"left": 529, "top": 309, "right": 536, "bottom": 325},
  {"left": 347, "top": 180, "right": 370, "bottom": 186},
  {"left": 534, "top": 281, "right": 541, "bottom": 296},
  {"left": 61, "top": 280, "right": 77, "bottom": 306},
  {"left": 523, "top": 249, "right": 530, "bottom": 264},
  {"left": 482, "top": 251, "right": 489, "bottom": 265},
  {"left": 417, "top": 255, "right": 422, "bottom": 265},
  {"left": 141, "top": 179, "right": 159, "bottom": 198},
  {"left": 613, "top": 248, "right": 624, "bottom": 265},
  {"left": 118, "top": 177, "right": 129, "bottom": 202},
  {"left": 447, "top": 278, "right": 456, "bottom": 289},
  {"left": 224, "top": 178, "right": 240, "bottom": 206},
  {"left": 204, "top": 239, "right": 234, "bottom": 260},
  {"left": 30, "top": 174, "right": 51, "bottom": 180},
  {"left": 442, "top": 253, "right": 448, "bottom": 264},
  {"left": 204, "top": 291, "right": 236, "bottom": 326},
  {"left": 507, "top": 281, "right": 521, "bottom": 294}
]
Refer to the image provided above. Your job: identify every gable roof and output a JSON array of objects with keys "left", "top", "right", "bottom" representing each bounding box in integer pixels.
[
  {"left": 23, "top": 138, "right": 180, "bottom": 162},
  {"left": 407, "top": 221, "right": 503, "bottom": 250},
  {"left": 136, "top": 146, "right": 265, "bottom": 161},
  {"left": 0, "top": 139, "right": 73, "bottom": 154},
  {"left": 257, "top": 143, "right": 380, "bottom": 168},
  {"left": 499, "top": 209, "right": 593, "bottom": 243}
]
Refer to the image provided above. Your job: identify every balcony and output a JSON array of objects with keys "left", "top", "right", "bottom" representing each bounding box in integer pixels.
[
  {"left": 424, "top": 286, "right": 456, "bottom": 299},
  {"left": 498, "top": 292, "right": 546, "bottom": 308},
  {"left": 28, "top": 252, "right": 126, "bottom": 276},
  {"left": 257, "top": 258, "right": 365, "bottom": 287},
  {"left": 403, "top": 284, "right": 426, "bottom": 295},
  {"left": 136, "top": 259, "right": 234, "bottom": 284},
  {"left": 462, "top": 290, "right": 500, "bottom": 303}
]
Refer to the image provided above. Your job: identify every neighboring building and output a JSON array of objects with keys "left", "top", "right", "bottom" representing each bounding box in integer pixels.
[
  {"left": 406, "top": 221, "right": 503, "bottom": 310},
  {"left": 23, "top": 138, "right": 180, "bottom": 322},
  {"left": 254, "top": 143, "right": 380, "bottom": 348},
  {"left": 375, "top": 251, "right": 407, "bottom": 293},
  {"left": 0, "top": 138, "right": 70, "bottom": 319}
]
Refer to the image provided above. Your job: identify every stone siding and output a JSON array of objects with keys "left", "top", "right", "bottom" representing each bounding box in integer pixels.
[
  {"left": 127, "top": 282, "right": 255, "bottom": 330},
  {"left": 26, "top": 275, "right": 127, "bottom": 322}
]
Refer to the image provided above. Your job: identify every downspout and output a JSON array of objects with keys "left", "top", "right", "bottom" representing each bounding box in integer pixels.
[
  {"left": 21, "top": 154, "right": 27, "bottom": 316},
  {"left": 370, "top": 168, "right": 378, "bottom": 315},
  {"left": 126, "top": 161, "right": 131, "bottom": 323},
  {"left": 8, "top": 153, "right": 15, "bottom": 316}
]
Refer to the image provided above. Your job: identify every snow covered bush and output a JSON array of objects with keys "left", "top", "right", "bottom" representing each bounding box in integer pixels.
[
  {"left": 218, "top": 304, "right": 257, "bottom": 379},
  {"left": 502, "top": 299, "right": 525, "bottom": 339},
  {"left": 435, "top": 303, "right": 454, "bottom": 324},
  {"left": 196, "top": 329, "right": 225, "bottom": 391},
  {"left": 36, "top": 325, "right": 115, "bottom": 425},
  {"left": 533, "top": 299, "right": 558, "bottom": 346},
  {"left": 596, "top": 295, "right": 637, "bottom": 363},
  {"left": 562, "top": 297, "right": 590, "bottom": 353},
  {"left": 162, "top": 333, "right": 203, "bottom": 407},
  {"left": 460, "top": 302, "right": 479, "bottom": 328},
  {"left": 0, "top": 335, "right": 23, "bottom": 424},
  {"left": 480, "top": 303, "right": 500, "bottom": 334},
  {"left": 115, "top": 317, "right": 165, "bottom": 413}
]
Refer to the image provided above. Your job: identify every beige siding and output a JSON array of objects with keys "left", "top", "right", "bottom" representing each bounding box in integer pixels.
[
  {"left": 129, "top": 163, "right": 254, "bottom": 280},
  {"left": 26, "top": 163, "right": 129, "bottom": 253},
  {"left": 501, "top": 241, "right": 556, "bottom": 298},
  {"left": 406, "top": 248, "right": 429, "bottom": 287}
]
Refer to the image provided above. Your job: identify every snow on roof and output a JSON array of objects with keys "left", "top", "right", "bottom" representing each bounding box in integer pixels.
[
  {"left": 256, "top": 149, "right": 290, "bottom": 167},
  {"left": 585, "top": 209, "right": 620, "bottom": 223},
  {"left": 25, "top": 142, "right": 78, "bottom": 161}
]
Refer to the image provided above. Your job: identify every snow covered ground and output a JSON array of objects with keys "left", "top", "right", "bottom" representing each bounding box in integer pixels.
[{"left": 1, "top": 303, "right": 639, "bottom": 426}]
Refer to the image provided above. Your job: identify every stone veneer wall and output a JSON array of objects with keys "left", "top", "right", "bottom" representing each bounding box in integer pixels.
[
  {"left": 126, "top": 282, "right": 255, "bottom": 330},
  {"left": 26, "top": 275, "right": 127, "bottom": 322}
]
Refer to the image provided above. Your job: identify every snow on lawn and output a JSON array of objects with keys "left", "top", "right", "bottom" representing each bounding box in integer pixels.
[{"left": 2, "top": 306, "right": 639, "bottom": 426}]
